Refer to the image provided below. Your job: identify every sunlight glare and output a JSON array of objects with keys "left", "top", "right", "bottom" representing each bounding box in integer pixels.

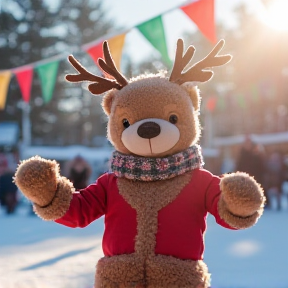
[{"left": 259, "top": 0, "right": 288, "bottom": 31}]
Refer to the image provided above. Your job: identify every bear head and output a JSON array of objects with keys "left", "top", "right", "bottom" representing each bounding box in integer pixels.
[{"left": 66, "top": 39, "right": 231, "bottom": 158}]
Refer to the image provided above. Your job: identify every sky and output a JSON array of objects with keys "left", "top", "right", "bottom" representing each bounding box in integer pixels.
[
  {"left": 100, "top": 0, "right": 264, "bottom": 62},
  {"left": 103, "top": 0, "right": 262, "bottom": 29}
]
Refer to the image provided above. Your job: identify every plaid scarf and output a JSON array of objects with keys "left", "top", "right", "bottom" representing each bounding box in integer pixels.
[{"left": 110, "top": 145, "right": 204, "bottom": 181}]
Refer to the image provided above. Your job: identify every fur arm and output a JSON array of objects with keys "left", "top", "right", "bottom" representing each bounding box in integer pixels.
[
  {"left": 14, "top": 156, "right": 74, "bottom": 221},
  {"left": 33, "top": 176, "right": 74, "bottom": 220},
  {"left": 218, "top": 172, "right": 265, "bottom": 229}
]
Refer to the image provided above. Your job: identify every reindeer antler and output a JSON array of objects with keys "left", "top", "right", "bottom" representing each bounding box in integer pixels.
[
  {"left": 169, "top": 39, "right": 232, "bottom": 85},
  {"left": 98, "top": 41, "right": 128, "bottom": 87},
  {"left": 66, "top": 41, "right": 128, "bottom": 95}
]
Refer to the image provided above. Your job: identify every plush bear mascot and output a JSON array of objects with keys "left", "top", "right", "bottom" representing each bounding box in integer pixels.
[{"left": 14, "top": 39, "right": 265, "bottom": 288}]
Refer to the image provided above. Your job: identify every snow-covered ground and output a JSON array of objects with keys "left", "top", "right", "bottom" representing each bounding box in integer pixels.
[{"left": 1, "top": 198, "right": 288, "bottom": 288}]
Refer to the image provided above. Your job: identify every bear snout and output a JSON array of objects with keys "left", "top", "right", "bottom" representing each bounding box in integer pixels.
[
  {"left": 137, "top": 122, "right": 161, "bottom": 139},
  {"left": 121, "top": 118, "right": 180, "bottom": 156}
]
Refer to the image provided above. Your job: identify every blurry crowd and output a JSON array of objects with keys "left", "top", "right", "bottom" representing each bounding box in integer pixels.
[
  {"left": 0, "top": 155, "right": 18, "bottom": 214},
  {"left": 1, "top": 142, "right": 288, "bottom": 214},
  {"left": 0, "top": 154, "right": 110, "bottom": 215},
  {"left": 222, "top": 136, "right": 288, "bottom": 211}
]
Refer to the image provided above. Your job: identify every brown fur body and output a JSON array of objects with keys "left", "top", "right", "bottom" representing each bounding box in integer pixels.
[{"left": 96, "top": 172, "right": 210, "bottom": 288}]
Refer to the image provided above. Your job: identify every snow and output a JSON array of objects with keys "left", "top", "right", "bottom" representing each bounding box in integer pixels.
[
  {"left": 0, "top": 205, "right": 105, "bottom": 288},
  {"left": 214, "top": 131, "right": 288, "bottom": 146},
  {"left": 1, "top": 203, "right": 288, "bottom": 288},
  {"left": 205, "top": 210, "right": 288, "bottom": 288}
]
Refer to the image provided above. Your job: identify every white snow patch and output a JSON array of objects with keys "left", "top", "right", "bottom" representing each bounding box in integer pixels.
[{"left": 227, "top": 240, "right": 262, "bottom": 257}]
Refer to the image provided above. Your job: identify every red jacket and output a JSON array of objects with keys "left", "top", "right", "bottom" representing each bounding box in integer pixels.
[{"left": 56, "top": 168, "right": 234, "bottom": 261}]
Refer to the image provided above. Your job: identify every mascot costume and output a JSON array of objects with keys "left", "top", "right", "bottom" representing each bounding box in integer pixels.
[{"left": 14, "top": 39, "right": 265, "bottom": 288}]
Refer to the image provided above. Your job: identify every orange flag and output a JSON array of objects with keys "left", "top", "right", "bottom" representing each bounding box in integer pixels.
[
  {"left": 0, "top": 71, "right": 12, "bottom": 110},
  {"left": 181, "top": 0, "right": 216, "bottom": 43},
  {"left": 86, "top": 34, "right": 126, "bottom": 71},
  {"left": 107, "top": 34, "right": 126, "bottom": 71}
]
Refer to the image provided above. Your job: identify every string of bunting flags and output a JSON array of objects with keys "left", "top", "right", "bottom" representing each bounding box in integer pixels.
[
  {"left": 205, "top": 81, "right": 276, "bottom": 112},
  {"left": 0, "top": 0, "right": 216, "bottom": 110}
]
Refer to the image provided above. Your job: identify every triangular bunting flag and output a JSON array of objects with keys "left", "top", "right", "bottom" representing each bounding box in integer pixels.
[
  {"left": 206, "top": 96, "right": 217, "bottom": 111},
  {"left": 86, "top": 34, "right": 126, "bottom": 71},
  {"left": 181, "top": 0, "right": 216, "bottom": 43},
  {"left": 15, "top": 67, "right": 33, "bottom": 103},
  {"left": 237, "top": 93, "right": 246, "bottom": 109},
  {"left": 251, "top": 84, "right": 259, "bottom": 102},
  {"left": 107, "top": 34, "right": 126, "bottom": 71},
  {"left": 87, "top": 41, "right": 103, "bottom": 65},
  {"left": 137, "top": 16, "right": 172, "bottom": 66},
  {"left": 217, "top": 95, "right": 226, "bottom": 111},
  {"left": 0, "top": 71, "right": 12, "bottom": 110},
  {"left": 36, "top": 61, "right": 59, "bottom": 104}
]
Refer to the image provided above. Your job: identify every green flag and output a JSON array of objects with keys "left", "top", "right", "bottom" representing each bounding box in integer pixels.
[
  {"left": 251, "top": 84, "right": 259, "bottom": 102},
  {"left": 217, "top": 95, "right": 226, "bottom": 111},
  {"left": 237, "top": 93, "right": 246, "bottom": 109},
  {"left": 36, "top": 61, "right": 59, "bottom": 103},
  {"left": 137, "top": 16, "right": 172, "bottom": 67}
]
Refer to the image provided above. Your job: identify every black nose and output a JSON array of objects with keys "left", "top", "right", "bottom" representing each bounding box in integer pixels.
[{"left": 137, "top": 121, "right": 161, "bottom": 139}]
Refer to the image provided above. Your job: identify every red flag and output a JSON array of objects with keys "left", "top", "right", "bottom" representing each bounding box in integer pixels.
[
  {"left": 87, "top": 42, "right": 103, "bottom": 64},
  {"left": 181, "top": 0, "right": 216, "bottom": 43},
  {"left": 206, "top": 96, "right": 217, "bottom": 111},
  {"left": 15, "top": 67, "right": 33, "bottom": 103}
]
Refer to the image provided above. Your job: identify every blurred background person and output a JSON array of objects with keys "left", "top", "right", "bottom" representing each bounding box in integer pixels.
[
  {"left": 0, "top": 157, "right": 18, "bottom": 214},
  {"left": 282, "top": 155, "right": 288, "bottom": 207},
  {"left": 264, "top": 151, "right": 284, "bottom": 210},
  {"left": 221, "top": 150, "right": 236, "bottom": 174},
  {"left": 236, "top": 136, "right": 267, "bottom": 205},
  {"left": 282, "top": 173, "right": 288, "bottom": 206},
  {"left": 65, "top": 155, "right": 92, "bottom": 190},
  {"left": 236, "top": 136, "right": 266, "bottom": 184}
]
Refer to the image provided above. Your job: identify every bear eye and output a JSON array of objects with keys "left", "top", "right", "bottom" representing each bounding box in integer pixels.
[
  {"left": 169, "top": 114, "right": 178, "bottom": 124},
  {"left": 122, "top": 119, "right": 130, "bottom": 129}
]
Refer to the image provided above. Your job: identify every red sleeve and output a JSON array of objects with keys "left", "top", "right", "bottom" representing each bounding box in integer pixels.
[
  {"left": 205, "top": 174, "right": 236, "bottom": 230},
  {"left": 55, "top": 173, "right": 109, "bottom": 228}
]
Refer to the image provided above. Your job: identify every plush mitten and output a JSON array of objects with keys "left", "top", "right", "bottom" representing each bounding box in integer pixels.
[
  {"left": 218, "top": 172, "right": 265, "bottom": 229},
  {"left": 14, "top": 156, "right": 74, "bottom": 220}
]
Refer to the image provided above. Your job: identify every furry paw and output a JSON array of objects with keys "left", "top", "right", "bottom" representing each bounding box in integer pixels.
[
  {"left": 220, "top": 172, "right": 265, "bottom": 217},
  {"left": 14, "top": 156, "right": 60, "bottom": 206}
]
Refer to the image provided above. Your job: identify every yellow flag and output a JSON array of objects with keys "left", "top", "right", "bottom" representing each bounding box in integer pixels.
[
  {"left": 108, "top": 34, "right": 126, "bottom": 71},
  {"left": 0, "top": 71, "right": 12, "bottom": 110}
]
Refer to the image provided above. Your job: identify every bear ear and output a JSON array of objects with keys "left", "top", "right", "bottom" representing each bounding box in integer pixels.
[
  {"left": 181, "top": 83, "right": 201, "bottom": 111},
  {"left": 101, "top": 90, "right": 117, "bottom": 116}
]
